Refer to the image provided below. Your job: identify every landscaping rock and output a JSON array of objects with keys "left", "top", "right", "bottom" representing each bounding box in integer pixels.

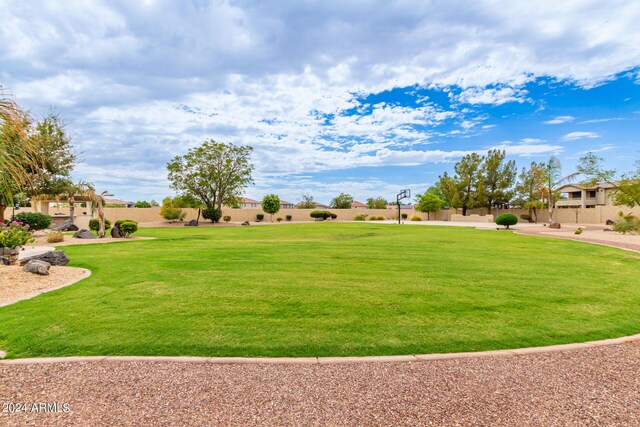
[
  {"left": 241, "top": 221, "right": 250, "bottom": 226},
  {"left": 549, "top": 223, "right": 561, "bottom": 229},
  {"left": 0, "top": 256, "right": 10, "bottom": 266},
  {"left": 20, "top": 250, "right": 70, "bottom": 266},
  {"left": 73, "top": 229, "right": 96, "bottom": 239},
  {"left": 606, "top": 219, "right": 615, "bottom": 225},
  {"left": 184, "top": 219, "right": 199, "bottom": 227},
  {"left": 111, "top": 225, "right": 123, "bottom": 238},
  {"left": 23, "top": 259, "right": 51, "bottom": 275},
  {"left": 52, "top": 220, "right": 80, "bottom": 232}
]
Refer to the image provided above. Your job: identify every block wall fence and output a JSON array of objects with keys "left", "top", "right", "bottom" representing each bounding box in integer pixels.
[{"left": 5, "top": 205, "right": 640, "bottom": 228}]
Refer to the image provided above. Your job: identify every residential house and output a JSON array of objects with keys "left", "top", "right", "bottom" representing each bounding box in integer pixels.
[
  {"left": 351, "top": 201, "right": 367, "bottom": 209},
  {"left": 238, "top": 197, "right": 262, "bottom": 208},
  {"left": 280, "top": 200, "right": 295, "bottom": 209},
  {"left": 555, "top": 182, "right": 618, "bottom": 208}
]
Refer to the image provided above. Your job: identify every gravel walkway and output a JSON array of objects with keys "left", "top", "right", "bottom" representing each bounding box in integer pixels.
[{"left": 1, "top": 342, "right": 639, "bottom": 426}]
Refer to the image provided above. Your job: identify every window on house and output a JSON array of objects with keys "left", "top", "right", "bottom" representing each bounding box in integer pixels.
[{"left": 587, "top": 191, "right": 596, "bottom": 198}]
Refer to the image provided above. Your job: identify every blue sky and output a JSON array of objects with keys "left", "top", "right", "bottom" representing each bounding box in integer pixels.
[{"left": 1, "top": 1, "right": 639, "bottom": 204}]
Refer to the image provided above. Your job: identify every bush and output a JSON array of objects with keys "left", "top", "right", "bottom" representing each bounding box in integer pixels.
[
  {"left": 520, "top": 214, "right": 533, "bottom": 222},
  {"left": 256, "top": 213, "right": 264, "bottom": 221},
  {"left": 14, "top": 212, "right": 52, "bottom": 230},
  {"left": 369, "top": 216, "right": 384, "bottom": 221},
  {"left": 286, "top": 215, "right": 292, "bottom": 221},
  {"left": 223, "top": 215, "right": 231, "bottom": 223},
  {"left": 202, "top": 207, "right": 222, "bottom": 223},
  {"left": 401, "top": 213, "right": 408, "bottom": 220},
  {"left": 410, "top": 215, "right": 422, "bottom": 221},
  {"left": 310, "top": 210, "right": 334, "bottom": 220},
  {"left": 574, "top": 227, "right": 583, "bottom": 235},
  {"left": 612, "top": 212, "right": 639, "bottom": 234},
  {"left": 277, "top": 217, "right": 283, "bottom": 222},
  {"left": 0, "top": 221, "right": 35, "bottom": 249},
  {"left": 116, "top": 220, "right": 138, "bottom": 237},
  {"left": 46, "top": 231, "right": 64, "bottom": 243},
  {"left": 354, "top": 214, "right": 367, "bottom": 221},
  {"left": 496, "top": 213, "right": 518, "bottom": 229},
  {"left": 89, "top": 218, "right": 112, "bottom": 231}
]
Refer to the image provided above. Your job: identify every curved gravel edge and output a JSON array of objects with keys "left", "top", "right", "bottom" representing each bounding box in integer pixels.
[
  {"left": 1, "top": 333, "right": 639, "bottom": 365},
  {"left": 0, "top": 267, "right": 92, "bottom": 309}
]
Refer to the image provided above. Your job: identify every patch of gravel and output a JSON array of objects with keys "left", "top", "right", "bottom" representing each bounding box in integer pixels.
[
  {"left": 0, "top": 266, "right": 87, "bottom": 306},
  {"left": 1, "top": 343, "right": 639, "bottom": 426}
]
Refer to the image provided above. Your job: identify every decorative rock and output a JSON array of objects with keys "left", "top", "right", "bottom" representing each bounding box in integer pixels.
[
  {"left": 73, "top": 229, "right": 96, "bottom": 239},
  {"left": 52, "top": 220, "right": 80, "bottom": 232},
  {"left": 110, "top": 225, "right": 123, "bottom": 238},
  {"left": 184, "top": 219, "right": 199, "bottom": 227},
  {"left": 0, "top": 256, "right": 10, "bottom": 266},
  {"left": 241, "top": 221, "right": 250, "bottom": 226},
  {"left": 20, "top": 250, "right": 70, "bottom": 266},
  {"left": 23, "top": 259, "right": 51, "bottom": 275},
  {"left": 605, "top": 219, "right": 614, "bottom": 225},
  {"left": 549, "top": 223, "right": 561, "bottom": 229}
]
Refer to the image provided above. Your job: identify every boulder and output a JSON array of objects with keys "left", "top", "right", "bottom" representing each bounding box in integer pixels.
[
  {"left": 549, "top": 223, "right": 561, "bottom": 229},
  {"left": 241, "top": 221, "right": 250, "bottom": 226},
  {"left": 0, "top": 256, "right": 10, "bottom": 266},
  {"left": 20, "top": 250, "right": 70, "bottom": 266},
  {"left": 605, "top": 219, "right": 615, "bottom": 225},
  {"left": 73, "top": 229, "right": 96, "bottom": 239},
  {"left": 184, "top": 219, "right": 199, "bottom": 227},
  {"left": 110, "top": 225, "right": 123, "bottom": 238},
  {"left": 52, "top": 220, "right": 80, "bottom": 232},
  {"left": 23, "top": 259, "right": 51, "bottom": 275}
]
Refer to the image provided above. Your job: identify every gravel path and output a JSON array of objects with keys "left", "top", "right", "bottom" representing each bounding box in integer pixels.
[{"left": 1, "top": 342, "right": 639, "bottom": 426}]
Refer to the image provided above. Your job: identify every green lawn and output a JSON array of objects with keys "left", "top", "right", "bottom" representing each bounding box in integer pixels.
[{"left": 1, "top": 223, "right": 639, "bottom": 358}]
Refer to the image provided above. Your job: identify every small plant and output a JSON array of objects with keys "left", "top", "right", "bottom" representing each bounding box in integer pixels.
[
  {"left": 46, "top": 231, "right": 64, "bottom": 243},
  {"left": 14, "top": 212, "right": 52, "bottom": 230},
  {"left": 354, "top": 214, "right": 367, "bottom": 221},
  {"left": 0, "top": 221, "right": 35, "bottom": 249},
  {"left": 496, "top": 213, "right": 518, "bottom": 229},
  {"left": 401, "top": 213, "right": 408, "bottom": 220},
  {"left": 277, "top": 217, "right": 283, "bottom": 222},
  {"left": 286, "top": 215, "right": 292, "bottom": 221},
  {"left": 202, "top": 207, "right": 222, "bottom": 223},
  {"left": 612, "top": 212, "right": 639, "bottom": 235},
  {"left": 223, "top": 215, "right": 231, "bottom": 223},
  {"left": 369, "top": 216, "right": 384, "bottom": 221},
  {"left": 574, "top": 227, "right": 583, "bottom": 235},
  {"left": 256, "top": 213, "right": 264, "bottom": 221},
  {"left": 116, "top": 220, "right": 138, "bottom": 237},
  {"left": 89, "top": 218, "right": 112, "bottom": 231},
  {"left": 410, "top": 215, "right": 422, "bottom": 221}
]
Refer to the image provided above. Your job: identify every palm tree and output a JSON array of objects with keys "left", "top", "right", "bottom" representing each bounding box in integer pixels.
[{"left": 0, "top": 89, "right": 44, "bottom": 222}]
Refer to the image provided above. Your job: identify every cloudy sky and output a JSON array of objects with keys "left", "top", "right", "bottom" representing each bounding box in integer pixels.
[{"left": 2, "top": 1, "right": 639, "bottom": 204}]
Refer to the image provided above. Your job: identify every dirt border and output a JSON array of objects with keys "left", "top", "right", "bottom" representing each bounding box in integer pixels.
[{"left": 0, "top": 268, "right": 91, "bottom": 308}]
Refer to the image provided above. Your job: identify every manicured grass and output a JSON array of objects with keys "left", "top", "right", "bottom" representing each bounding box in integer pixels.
[{"left": 1, "top": 223, "right": 639, "bottom": 358}]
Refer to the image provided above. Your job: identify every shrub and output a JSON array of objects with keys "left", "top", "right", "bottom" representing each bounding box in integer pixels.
[
  {"left": 277, "top": 217, "right": 283, "bottom": 222},
  {"left": 47, "top": 231, "right": 64, "bottom": 243},
  {"left": 223, "top": 215, "right": 231, "bottom": 223},
  {"left": 369, "top": 216, "right": 384, "bottom": 221},
  {"left": 116, "top": 220, "right": 138, "bottom": 237},
  {"left": 401, "top": 213, "right": 408, "bottom": 220},
  {"left": 574, "top": 227, "right": 583, "bottom": 235},
  {"left": 256, "top": 214, "right": 264, "bottom": 221},
  {"left": 0, "top": 221, "right": 35, "bottom": 249},
  {"left": 89, "top": 218, "right": 112, "bottom": 231},
  {"left": 310, "top": 210, "right": 334, "bottom": 220},
  {"left": 202, "top": 207, "right": 222, "bottom": 223},
  {"left": 286, "top": 215, "right": 292, "bottom": 221},
  {"left": 330, "top": 213, "right": 337, "bottom": 220},
  {"left": 410, "top": 215, "right": 422, "bottom": 221},
  {"left": 14, "top": 212, "right": 52, "bottom": 230},
  {"left": 354, "top": 214, "right": 367, "bottom": 221},
  {"left": 520, "top": 214, "right": 533, "bottom": 222},
  {"left": 496, "top": 213, "right": 518, "bottom": 229},
  {"left": 612, "top": 212, "right": 639, "bottom": 234}
]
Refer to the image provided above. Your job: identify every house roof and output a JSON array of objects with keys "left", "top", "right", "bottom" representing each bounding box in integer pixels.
[
  {"left": 104, "top": 198, "right": 133, "bottom": 205},
  {"left": 241, "top": 197, "right": 261, "bottom": 204},
  {"left": 352, "top": 201, "right": 367, "bottom": 207},
  {"left": 557, "top": 182, "right": 619, "bottom": 191},
  {"left": 280, "top": 200, "right": 294, "bottom": 205}
]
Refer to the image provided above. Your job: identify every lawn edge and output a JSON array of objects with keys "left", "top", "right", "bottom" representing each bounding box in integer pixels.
[{"left": 2, "top": 333, "right": 638, "bottom": 365}]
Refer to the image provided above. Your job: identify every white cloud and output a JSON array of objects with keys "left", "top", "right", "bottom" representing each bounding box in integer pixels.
[
  {"left": 561, "top": 131, "right": 601, "bottom": 141},
  {"left": 544, "top": 115, "right": 575, "bottom": 124}
]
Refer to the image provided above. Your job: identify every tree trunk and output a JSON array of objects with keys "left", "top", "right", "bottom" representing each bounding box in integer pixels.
[
  {"left": 97, "top": 201, "right": 106, "bottom": 238},
  {"left": 532, "top": 206, "right": 537, "bottom": 223},
  {"left": 462, "top": 206, "right": 467, "bottom": 216},
  {"left": 69, "top": 197, "right": 75, "bottom": 225},
  {"left": 0, "top": 202, "right": 6, "bottom": 223}
]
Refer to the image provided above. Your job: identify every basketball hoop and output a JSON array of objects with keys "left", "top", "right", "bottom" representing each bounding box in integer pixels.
[{"left": 396, "top": 189, "right": 411, "bottom": 224}]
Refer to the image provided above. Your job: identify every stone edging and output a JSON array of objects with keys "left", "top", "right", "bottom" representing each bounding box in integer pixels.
[
  {"left": 0, "top": 268, "right": 92, "bottom": 308},
  {"left": 1, "top": 333, "right": 638, "bottom": 364}
]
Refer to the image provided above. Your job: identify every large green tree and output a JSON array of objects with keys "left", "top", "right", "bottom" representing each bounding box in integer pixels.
[
  {"left": 436, "top": 171, "right": 462, "bottom": 213},
  {"left": 454, "top": 152, "right": 484, "bottom": 216},
  {"left": 366, "top": 197, "right": 388, "bottom": 209},
  {"left": 479, "top": 149, "right": 516, "bottom": 214},
  {"left": 415, "top": 188, "right": 445, "bottom": 220},
  {"left": 514, "top": 162, "right": 546, "bottom": 222},
  {"left": 330, "top": 193, "right": 353, "bottom": 209},
  {"left": 167, "top": 140, "right": 253, "bottom": 212},
  {"left": 262, "top": 194, "right": 280, "bottom": 222}
]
